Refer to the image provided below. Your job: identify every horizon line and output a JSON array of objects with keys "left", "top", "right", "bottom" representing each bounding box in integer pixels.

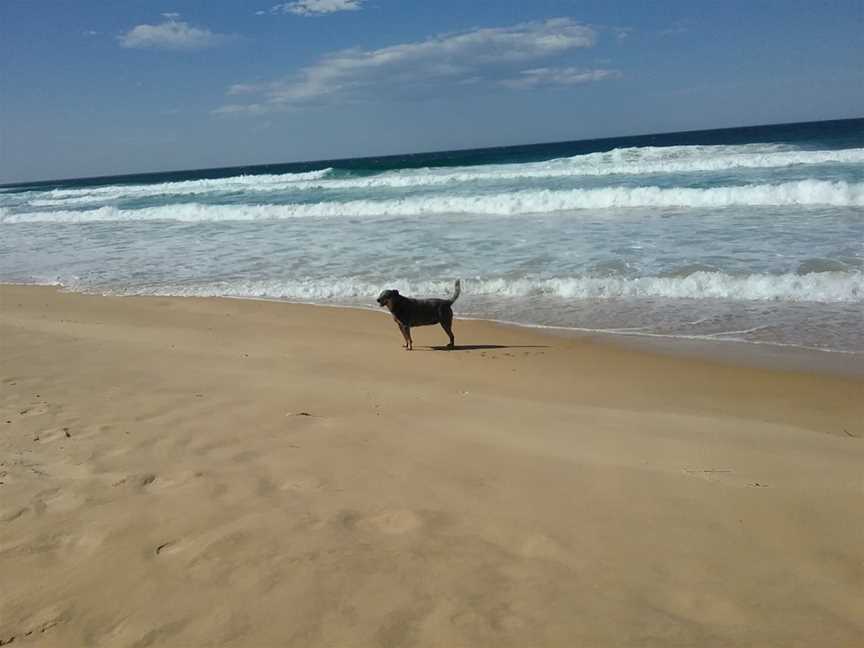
[{"left": 3, "top": 115, "right": 861, "bottom": 188}]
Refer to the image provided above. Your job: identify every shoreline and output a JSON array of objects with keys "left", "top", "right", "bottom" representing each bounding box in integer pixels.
[
  {"left": 7, "top": 281, "right": 863, "bottom": 377},
  {"left": 2, "top": 284, "right": 863, "bottom": 646},
  {"left": 460, "top": 313, "right": 864, "bottom": 377}
]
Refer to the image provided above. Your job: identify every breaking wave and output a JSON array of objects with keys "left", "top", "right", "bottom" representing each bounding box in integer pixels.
[
  {"left": 9, "top": 145, "right": 864, "bottom": 207},
  {"left": 304, "top": 146, "right": 864, "bottom": 190},
  {"left": 23, "top": 168, "right": 336, "bottom": 205},
  {"left": 106, "top": 271, "right": 863, "bottom": 304},
  {"left": 4, "top": 180, "right": 861, "bottom": 222}
]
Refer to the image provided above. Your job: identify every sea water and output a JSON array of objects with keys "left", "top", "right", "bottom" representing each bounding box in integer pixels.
[{"left": 1, "top": 119, "right": 862, "bottom": 352}]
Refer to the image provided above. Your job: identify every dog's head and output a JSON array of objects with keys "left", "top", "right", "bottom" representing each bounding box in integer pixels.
[{"left": 376, "top": 289, "right": 399, "bottom": 309}]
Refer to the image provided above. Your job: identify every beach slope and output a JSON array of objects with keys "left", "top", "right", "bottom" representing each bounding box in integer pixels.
[{"left": 1, "top": 285, "right": 862, "bottom": 647}]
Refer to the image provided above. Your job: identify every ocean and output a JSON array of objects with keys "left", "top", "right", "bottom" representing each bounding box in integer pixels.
[{"left": 2, "top": 118, "right": 862, "bottom": 353}]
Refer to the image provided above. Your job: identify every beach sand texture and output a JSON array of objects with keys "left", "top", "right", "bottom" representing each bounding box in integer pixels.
[{"left": 1, "top": 285, "right": 862, "bottom": 647}]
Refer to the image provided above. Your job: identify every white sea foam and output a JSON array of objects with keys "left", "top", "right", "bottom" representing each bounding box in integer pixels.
[
  {"left": 11, "top": 145, "right": 864, "bottom": 207},
  {"left": 23, "top": 168, "right": 335, "bottom": 205},
  {"left": 297, "top": 146, "right": 864, "bottom": 190},
  {"left": 3, "top": 180, "right": 861, "bottom": 223},
  {"left": 107, "top": 271, "right": 862, "bottom": 303}
]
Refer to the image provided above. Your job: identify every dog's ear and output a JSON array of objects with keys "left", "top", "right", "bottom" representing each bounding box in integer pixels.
[{"left": 392, "top": 289, "right": 400, "bottom": 296}]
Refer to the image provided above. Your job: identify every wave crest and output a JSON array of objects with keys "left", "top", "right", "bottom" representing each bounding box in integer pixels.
[
  {"left": 3, "top": 180, "right": 861, "bottom": 223},
  {"left": 8, "top": 145, "right": 863, "bottom": 207},
  {"left": 106, "top": 271, "right": 863, "bottom": 304},
  {"left": 23, "top": 168, "right": 335, "bottom": 206}
]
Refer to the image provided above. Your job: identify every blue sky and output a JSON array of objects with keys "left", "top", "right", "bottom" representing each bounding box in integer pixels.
[{"left": 1, "top": 0, "right": 862, "bottom": 183}]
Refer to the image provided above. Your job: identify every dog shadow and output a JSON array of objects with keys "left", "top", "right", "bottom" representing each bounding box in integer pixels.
[{"left": 426, "top": 344, "right": 549, "bottom": 352}]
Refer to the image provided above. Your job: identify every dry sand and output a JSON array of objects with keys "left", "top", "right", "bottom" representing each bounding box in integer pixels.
[{"left": 1, "top": 284, "right": 862, "bottom": 647}]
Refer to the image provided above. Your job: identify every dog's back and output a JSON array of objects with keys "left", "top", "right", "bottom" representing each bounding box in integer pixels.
[
  {"left": 400, "top": 297, "right": 450, "bottom": 326},
  {"left": 399, "top": 280, "right": 460, "bottom": 326}
]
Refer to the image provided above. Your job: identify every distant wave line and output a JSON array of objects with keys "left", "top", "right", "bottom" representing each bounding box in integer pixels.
[
  {"left": 3, "top": 180, "right": 862, "bottom": 223},
  {"left": 8, "top": 145, "right": 864, "bottom": 207}
]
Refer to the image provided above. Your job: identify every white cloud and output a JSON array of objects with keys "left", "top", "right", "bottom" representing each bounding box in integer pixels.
[
  {"left": 227, "top": 83, "right": 266, "bottom": 96},
  {"left": 119, "top": 14, "right": 231, "bottom": 50},
  {"left": 265, "top": 0, "right": 363, "bottom": 16},
  {"left": 500, "top": 67, "right": 620, "bottom": 89},
  {"left": 218, "top": 18, "right": 611, "bottom": 114},
  {"left": 214, "top": 103, "right": 270, "bottom": 115}
]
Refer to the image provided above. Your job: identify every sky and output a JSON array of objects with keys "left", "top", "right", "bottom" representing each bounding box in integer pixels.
[{"left": 1, "top": 0, "right": 862, "bottom": 183}]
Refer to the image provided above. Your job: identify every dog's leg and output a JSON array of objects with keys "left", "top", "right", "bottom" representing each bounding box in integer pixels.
[
  {"left": 396, "top": 321, "right": 411, "bottom": 349},
  {"left": 405, "top": 326, "right": 413, "bottom": 351},
  {"left": 441, "top": 312, "right": 455, "bottom": 349}
]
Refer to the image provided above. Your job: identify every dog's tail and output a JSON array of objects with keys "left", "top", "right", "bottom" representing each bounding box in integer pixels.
[{"left": 450, "top": 279, "right": 461, "bottom": 303}]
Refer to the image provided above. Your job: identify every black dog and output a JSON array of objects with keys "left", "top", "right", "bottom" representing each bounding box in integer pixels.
[{"left": 377, "top": 280, "right": 461, "bottom": 350}]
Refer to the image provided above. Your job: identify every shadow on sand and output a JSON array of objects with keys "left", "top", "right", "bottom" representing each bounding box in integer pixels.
[{"left": 425, "top": 344, "right": 549, "bottom": 352}]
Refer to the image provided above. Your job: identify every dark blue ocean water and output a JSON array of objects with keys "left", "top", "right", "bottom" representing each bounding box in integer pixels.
[
  {"left": 1, "top": 118, "right": 862, "bottom": 352},
  {"left": 3, "top": 118, "right": 861, "bottom": 191}
]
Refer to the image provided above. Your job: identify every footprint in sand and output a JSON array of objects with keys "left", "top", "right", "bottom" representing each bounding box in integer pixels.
[
  {"left": 3, "top": 606, "right": 67, "bottom": 645},
  {"left": 25, "top": 529, "right": 105, "bottom": 556},
  {"left": 32, "top": 486, "right": 85, "bottom": 514},
  {"left": 155, "top": 540, "right": 183, "bottom": 556},
  {"left": 152, "top": 525, "right": 256, "bottom": 589},
  {"left": 0, "top": 506, "right": 29, "bottom": 523},
  {"left": 139, "top": 473, "right": 157, "bottom": 488},
  {"left": 115, "top": 471, "right": 200, "bottom": 493},
  {"left": 110, "top": 472, "right": 158, "bottom": 490},
  {"left": 33, "top": 425, "right": 80, "bottom": 444},
  {"left": 17, "top": 402, "right": 50, "bottom": 417}
]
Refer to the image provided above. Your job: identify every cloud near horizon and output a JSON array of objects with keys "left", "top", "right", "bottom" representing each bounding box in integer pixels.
[
  {"left": 499, "top": 67, "right": 621, "bottom": 89},
  {"left": 259, "top": 0, "right": 363, "bottom": 16},
  {"left": 119, "top": 14, "right": 232, "bottom": 50},
  {"left": 217, "top": 18, "right": 617, "bottom": 114}
]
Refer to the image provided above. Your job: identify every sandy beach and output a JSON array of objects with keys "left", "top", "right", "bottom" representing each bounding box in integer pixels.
[{"left": 1, "top": 284, "right": 862, "bottom": 647}]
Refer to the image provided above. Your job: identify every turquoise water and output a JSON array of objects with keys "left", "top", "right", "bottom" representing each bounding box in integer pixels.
[{"left": 2, "top": 118, "right": 862, "bottom": 351}]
